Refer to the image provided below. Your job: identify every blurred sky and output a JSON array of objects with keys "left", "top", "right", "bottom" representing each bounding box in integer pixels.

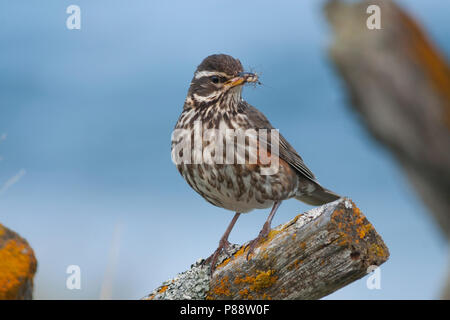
[{"left": 0, "top": 0, "right": 448, "bottom": 299}]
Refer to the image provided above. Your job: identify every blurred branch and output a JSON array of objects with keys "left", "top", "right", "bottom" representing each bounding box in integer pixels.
[
  {"left": 145, "top": 198, "right": 389, "bottom": 300},
  {"left": 325, "top": 0, "right": 450, "bottom": 240},
  {"left": 0, "top": 223, "right": 37, "bottom": 300},
  {"left": 325, "top": 0, "right": 450, "bottom": 298}
]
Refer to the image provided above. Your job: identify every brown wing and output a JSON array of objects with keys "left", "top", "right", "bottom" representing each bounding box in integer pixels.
[{"left": 242, "top": 102, "right": 317, "bottom": 183}]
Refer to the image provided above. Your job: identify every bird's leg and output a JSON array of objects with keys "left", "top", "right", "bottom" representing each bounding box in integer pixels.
[
  {"left": 246, "top": 201, "right": 282, "bottom": 260},
  {"left": 204, "top": 212, "right": 241, "bottom": 275}
]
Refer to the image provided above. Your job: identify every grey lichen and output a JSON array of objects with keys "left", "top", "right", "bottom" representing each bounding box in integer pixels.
[{"left": 144, "top": 245, "right": 241, "bottom": 300}]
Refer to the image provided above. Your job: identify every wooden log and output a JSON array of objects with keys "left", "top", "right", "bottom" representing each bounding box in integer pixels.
[
  {"left": 145, "top": 198, "right": 389, "bottom": 300},
  {"left": 0, "top": 223, "right": 37, "bottom": 300}
]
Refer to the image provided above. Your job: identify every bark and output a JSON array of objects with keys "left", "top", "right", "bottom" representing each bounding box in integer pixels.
[{"left": 145, "top": 198, "right": 389, "bottom": 300}]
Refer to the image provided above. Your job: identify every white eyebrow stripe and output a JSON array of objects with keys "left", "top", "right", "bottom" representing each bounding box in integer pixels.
[
  {"left": 192, "top": 92, "right": 220, "bottom": 102},
  {"left": 194, "top": 71, "right": 229, "bottom": 79}
]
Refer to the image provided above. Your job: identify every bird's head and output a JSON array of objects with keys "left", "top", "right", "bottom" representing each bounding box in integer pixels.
[{"left": 186, "top": 54, "right": 259, "bottom": 109}]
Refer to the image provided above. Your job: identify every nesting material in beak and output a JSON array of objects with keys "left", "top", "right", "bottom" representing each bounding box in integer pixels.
[{"left": 225, "top": 72, "right": 259, "bottom": 88}]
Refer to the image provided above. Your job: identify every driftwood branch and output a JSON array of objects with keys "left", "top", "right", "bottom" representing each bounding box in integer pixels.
[
  {"left": 325, "top": 0, "right": 450, "bottom": 298},
  {"left": 145, "top": 198, "right": 389, "bottom": 300}
]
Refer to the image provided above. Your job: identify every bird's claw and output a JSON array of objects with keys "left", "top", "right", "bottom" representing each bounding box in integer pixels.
[
  {"left": 245, "top": 223, "right": 271, "bottom": 260},
  {"left": 203, "top": 238, "right": 233, "bottom": 276}
]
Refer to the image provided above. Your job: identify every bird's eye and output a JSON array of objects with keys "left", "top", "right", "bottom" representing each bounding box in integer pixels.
[{"left": 210, "top": 76, "right": 220, "bottom": 84}]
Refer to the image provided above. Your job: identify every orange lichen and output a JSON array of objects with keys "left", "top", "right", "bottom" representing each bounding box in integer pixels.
[
  {"left": 331, "top": 201, "right": 375, "bottom": 246},
  {"left": 356, "top": 223, "right": 374, "bottom": 239},
  {"left": 0, "top": 238, "right": 37, "bottom": 300},
  {"left": 369, "top": 243, "right": 389, "bottom": 258},
  {"left": 222, "top": 269, "right": 278, "bottom": 300},
  {"left": 238, "top": 288, "right": 253, "bottom": 299},
  {"left": 281, "top": 214, "right": 301, "bottom": 231},
  {"left": 208, "top": 275, "right": 231, "bottom": 298},
  {"left": 215, "top": 245, "right": 247, "bottom": 270},
  {"left": 397, "top": 4, "right": 450, "bottom": 127},
  {"left": 251, "top": 228, "right": 286, "bottom": 257},
  {"left": 158, "top": 285, "right": 168, "bottom": 294},
  {"left": 290, "top": 259, "right": 303, "bottom": 270},
  {"left": 233, "top": 270, "right": 277, "bottom": 293},
  {"left": 218, "top": 257, "right": 231, "bottom": 268},
  {"left": 261, "top": 293, "right": 272, "bottom": 300},
  {"left": 262, "top": 229, "right": 282, "bottom": 245}
]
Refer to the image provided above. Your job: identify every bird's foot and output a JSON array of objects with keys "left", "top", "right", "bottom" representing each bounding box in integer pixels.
[
  {"left": 246, "top": 222, "right": 271, "bottom": 260},
  {"left": 203, "top": 238, "right": 233, "bottom": 276}
]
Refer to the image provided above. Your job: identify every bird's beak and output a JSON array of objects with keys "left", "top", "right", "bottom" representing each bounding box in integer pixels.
[{"left": 225, "top": 72, "right": 259, "bottom": 88}]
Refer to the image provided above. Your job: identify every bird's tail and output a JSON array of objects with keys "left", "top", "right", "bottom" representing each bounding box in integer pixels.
[{"left": 295, "top": 183, "right": 340, "bottom": 206}]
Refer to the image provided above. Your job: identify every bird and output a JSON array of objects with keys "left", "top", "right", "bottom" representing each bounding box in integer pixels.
[{"left": 171, "top": 54, "right": 340, "bottom": 274}]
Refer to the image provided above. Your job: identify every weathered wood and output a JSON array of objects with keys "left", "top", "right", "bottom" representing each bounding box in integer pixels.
[
  {"left": 145, "top": 198, "right": 389, "bottom": 300},
  {"left": 325, "top": 0, "right": 450, "bottom": 298},
  {"left": 0, "top": 223, "right": 37, "bottom": 300}
]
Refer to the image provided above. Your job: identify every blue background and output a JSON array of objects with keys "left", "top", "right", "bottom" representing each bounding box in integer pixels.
[{"left": 0, "top": 0, "right": 448, "bottom": 299}]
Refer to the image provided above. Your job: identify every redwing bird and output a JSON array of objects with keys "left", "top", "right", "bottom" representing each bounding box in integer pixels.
[{"left": 172, "top": 54, "right": 340, "bottom": 274}]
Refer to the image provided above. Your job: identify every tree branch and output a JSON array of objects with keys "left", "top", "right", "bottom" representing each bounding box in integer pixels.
[{"left": 145, "top": 198, "right": 389, "bottom": 300}]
